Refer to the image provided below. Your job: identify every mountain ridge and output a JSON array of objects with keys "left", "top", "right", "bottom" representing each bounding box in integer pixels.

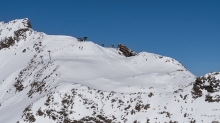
[{"left": 0, "top": 18, "right": 219, "bottom": 123}]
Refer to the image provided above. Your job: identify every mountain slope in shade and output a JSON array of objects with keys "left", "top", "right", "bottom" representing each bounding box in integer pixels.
[{"left": 0, "top": 19, "right": 219, "bottom": 123}]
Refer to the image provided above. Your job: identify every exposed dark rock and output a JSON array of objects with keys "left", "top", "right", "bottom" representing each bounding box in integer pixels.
[
  {"left": 14, "top": 28, "right": 31, "bottom": 41},
  {"left": 148, "top": 92, "right": 154, "bottom": 97},
  {"left": 22, "top": 105, "right": 36, "bottom": 123},
  {"left": 117, "top": 44, "right": 137, "bottom": 57},
  {"left": 26, "top": 19, "right": 32, "bottom": 28},
  {"left": 205, "top": 94, "right": 220, "bottom": 102},
  {"left": 23, "top": 49, "right": 26, "bottom": 52},
  {"left": 191, "top": 74, "right": 220, "bottom": 102},
  {"left": 0, "top": 37, "right": 15, "bottom": 50},
  {"left": 158, "top": 111, "right": 172, "bottom": 118},
  {"left": 191, "top": 77, "right": 203, "bottom": 99}
]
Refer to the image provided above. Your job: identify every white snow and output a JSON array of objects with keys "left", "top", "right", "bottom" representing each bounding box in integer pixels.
[{"left": 0, "top": 18, "right": 219, "bottom": 123}]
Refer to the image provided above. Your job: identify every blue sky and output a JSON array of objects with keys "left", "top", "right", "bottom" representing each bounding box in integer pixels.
[{"left": 1, "top": 0, "right": 219, "bottom": 76}]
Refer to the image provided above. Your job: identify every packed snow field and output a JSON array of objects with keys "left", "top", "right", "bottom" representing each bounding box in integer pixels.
[{"left": 0, "top": 19, "right": 220, "bottom": 123}]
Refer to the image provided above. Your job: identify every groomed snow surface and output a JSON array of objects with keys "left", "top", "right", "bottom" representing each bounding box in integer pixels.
[{"left": 0, "top": 19, "right": 220, "bottom": 123}]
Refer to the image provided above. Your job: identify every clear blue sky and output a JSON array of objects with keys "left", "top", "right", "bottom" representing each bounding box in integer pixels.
[{"left": 1, "top": 0, "right": 219, "bottom": 76}]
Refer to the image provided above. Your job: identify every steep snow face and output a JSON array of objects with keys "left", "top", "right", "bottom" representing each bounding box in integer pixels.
[
  {"left": 0, "top": 19, "right": 219, "bottom": 123},
  {"left": 0, "top": 18, "right": 44, "bottom": 84},
  {"left": 32, "top": 34, "right": 195, "bottom": 94}
]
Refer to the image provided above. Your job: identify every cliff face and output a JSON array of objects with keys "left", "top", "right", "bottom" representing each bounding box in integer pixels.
[{"left": 0, "top": 19, "right": 219, "bottom": 123}]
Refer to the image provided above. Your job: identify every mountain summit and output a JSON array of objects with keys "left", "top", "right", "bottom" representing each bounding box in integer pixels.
[{"left": 0, "top": 19, "right": 219, "bottom": 123}]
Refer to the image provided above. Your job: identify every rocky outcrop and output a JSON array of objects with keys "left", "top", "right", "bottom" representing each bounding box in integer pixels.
[
  {"left": 117, "top": 44, "right": 137, "bottom": 57},
  {"left": 25, "top": 19, "right": 32, "bottom": 28},
  {"left": 191, "top": 72, "right": 220, "bottom": 102},
  {"left": 14, "top": 28, "right": 32, "bottom": 41},
  {"left": 0, "top": 37, "right": 15, "bottom": 50},
  {"left": 0, "top": 19, "right": 33, "bottom": 50}
]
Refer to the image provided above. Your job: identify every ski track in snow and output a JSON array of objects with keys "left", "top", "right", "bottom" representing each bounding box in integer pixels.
[
  {"left": 94, "top": 45, "right": 129, "bottom": 76},
  {"left": 106, "top": 50, "right": 143, "bottom": 75}
]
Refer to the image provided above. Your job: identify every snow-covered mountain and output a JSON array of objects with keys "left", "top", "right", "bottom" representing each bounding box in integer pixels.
[{"left": 0, "top": 18, "right": 219, "bottom": 123}]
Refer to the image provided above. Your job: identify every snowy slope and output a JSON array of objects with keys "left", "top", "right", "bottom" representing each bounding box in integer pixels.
[{"left": 0, "top": 19, "right": 219, "bottom": 123}]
